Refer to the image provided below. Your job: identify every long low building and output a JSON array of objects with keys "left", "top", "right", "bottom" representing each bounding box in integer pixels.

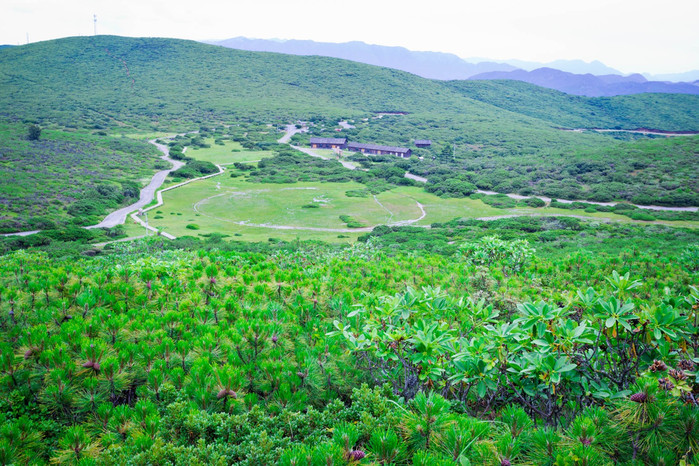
[
  {"left": 347, "top": 142, "right": 412, "bottom": 158},
  {"left": 310, "top": 137, "right": 347, "bottom": 149}
]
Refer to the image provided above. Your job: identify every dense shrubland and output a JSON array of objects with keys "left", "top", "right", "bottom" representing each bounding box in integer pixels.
[
  {"left": 239, "top": 150, "right": 413, "bottom": 194},
  {"left": 0, "top": 123, "right": 160, "bottom": 232},
  {"left": 393, "top": 136, "right": 699, "bottom": 207},
  {"left": 0, "top": 219, "right": 697, "bottom": 464},
  {"left": 169, "top": 160, "right": 219, "bottom": 180}
]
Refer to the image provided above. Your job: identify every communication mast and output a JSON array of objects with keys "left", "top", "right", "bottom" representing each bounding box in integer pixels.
[{"left": 93, "top": 14, "right": 97, "bottom": 36}]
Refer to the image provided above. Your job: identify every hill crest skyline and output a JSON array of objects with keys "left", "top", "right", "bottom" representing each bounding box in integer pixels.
[{"left": 206, "top": 36, "right": 699, "bottom": 83}]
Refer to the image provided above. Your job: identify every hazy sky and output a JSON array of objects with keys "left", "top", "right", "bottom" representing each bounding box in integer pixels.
[{"left": 3, "top": 0, "right": 698, "bottom": 74}]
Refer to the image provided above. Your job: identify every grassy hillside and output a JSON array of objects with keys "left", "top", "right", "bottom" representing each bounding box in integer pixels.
[
  {"left": 403, "top": 135, "right": 699, "bottom": 206},
  {"left": 448, "top": 80, "right": 699, "bottom": 130},
  {"left": 1, "top": 36, "right": 696, "bottom": 147},
  {"left": 0, "top": 122, "right": 161, "bottom": 232}
]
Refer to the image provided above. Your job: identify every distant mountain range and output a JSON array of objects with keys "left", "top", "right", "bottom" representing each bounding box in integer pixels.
[
  {"left": 469, "top": 68, "right": 699, "bottom": 97},
  {"left": 492, "top": 58, "right": 623, "bottom": 75},
  {"left": 205, "top": 37, "right": 517, "bottom": 80},
  {"left": 206, "top": 37, "right": 699, "bottom": 96}
]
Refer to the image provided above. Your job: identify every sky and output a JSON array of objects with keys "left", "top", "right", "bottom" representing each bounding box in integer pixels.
[{"left": 2, "top": 0, "right": 698, "bottom": 75}]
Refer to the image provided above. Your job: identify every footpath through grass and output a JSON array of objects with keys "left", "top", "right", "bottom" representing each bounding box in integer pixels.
[{"left": 145, "top": 170, "right": 699, "bottom": 242}]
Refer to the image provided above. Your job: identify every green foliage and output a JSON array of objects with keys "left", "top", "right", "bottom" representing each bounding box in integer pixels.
[
  {"left": 1, "top": 34, "right": 698, "bottom": 465},
  {"left": 338, "top": 215, "right": 365, "bottom": 228},
  {"left": 247, "top": 150, "right": 403, "bottom": 195},
  {"left": 0, "top": 230, "right": 697, "bottom": 463},
  {"left": 448, "top": 79, "right": 699, "bottom": 130},
  {"left": 0, "top": 123, "right": 160, "bottom": 232},
  {"left": 425, "top": 174, "right": 477, "bottom": 198},
  {"left": 411, "top": 136, "right": 699, "bottom": 207},
  {"left": 170, "top": 160, "right": 219, "bottom": 179},
  {"left": 26, "top": 124, "right": 41, "bottom": 141},
  {"left": 459, "top": 235, "right": 534, "bottom": 272},
  {"left": 345, "top": 189, "right": 369, "bottom": 198}
]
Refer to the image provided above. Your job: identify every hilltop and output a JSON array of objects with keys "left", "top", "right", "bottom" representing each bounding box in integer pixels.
[{"left": 1, "top": 35, "right": 698, "bottom": 139}]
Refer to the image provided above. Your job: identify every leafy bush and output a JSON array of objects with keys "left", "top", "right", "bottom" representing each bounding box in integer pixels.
[
  {"left": 345, "top": 189, "right": 369, "bottom": 198},
  {"left": 170, "top": 160, "right": 219, "bottom": 179}
]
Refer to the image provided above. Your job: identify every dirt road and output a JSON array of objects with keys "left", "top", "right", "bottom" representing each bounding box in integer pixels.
[
  {"left": 278, "top": 124, "right": 307, "bottom": 143},
  {"left": 292, "top": 145, "right": 358, "bottom": 170},
  {"left": 87, "top": 140, "right": 186, "bottom": 229},
  {"left": 563, "top": 128, "right": 699, "bottom": 137}
]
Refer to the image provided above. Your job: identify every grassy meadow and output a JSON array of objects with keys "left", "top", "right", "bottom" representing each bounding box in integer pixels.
[
  {"left": 142, "top": 167, "right": 699, "bottom": 243},
  {"left": 185, "top": 138, "right": 275, "bottom": 165}
]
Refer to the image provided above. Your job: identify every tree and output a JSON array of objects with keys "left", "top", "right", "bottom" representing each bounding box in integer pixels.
[
  {"left": 440, "top": 143, "right": 453, "bottom": 160},
  {"left": 27, "top": 124, "right": 41, "bottom": 141}
]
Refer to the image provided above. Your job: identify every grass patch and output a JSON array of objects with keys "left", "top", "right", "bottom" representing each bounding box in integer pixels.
[
  {"left": 180, "top": 137, "right": 274, "bottom": 165},
  {"left": 339, "top": 215, "right": 366, "bottom": 228}
]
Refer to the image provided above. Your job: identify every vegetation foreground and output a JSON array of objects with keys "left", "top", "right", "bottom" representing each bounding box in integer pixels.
[
  {"left": 0, "top": 35, "right": 697, "bottom": 466},
  {"left": 1, "top": 225, "right": 697, "bottom": 465}
]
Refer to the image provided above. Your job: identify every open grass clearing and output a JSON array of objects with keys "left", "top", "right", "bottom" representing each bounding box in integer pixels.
[
  {"left": 186, "top": 138, "right": 275, "bottom": 165},
  {"left": 149, "top": 177, "right": 420, "bottom": 239},
  {"left": 149, "top": 176, "right": 698, "bottom": 241}
]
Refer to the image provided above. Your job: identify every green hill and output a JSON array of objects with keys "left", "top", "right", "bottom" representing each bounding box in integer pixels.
[
  {"left": 1, "top": 36, "right": 697, "bottom": 147},
  {"left": 447, "top": 79, "right": 699, "bottom": 130}
]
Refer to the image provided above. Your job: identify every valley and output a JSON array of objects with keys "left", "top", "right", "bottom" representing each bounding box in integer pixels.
[
  {"left": 0, "top": 35, "right": 697, "bottom": 465},
  {"left": 131, "top": 130, "right": 697, "bottom": 242}
]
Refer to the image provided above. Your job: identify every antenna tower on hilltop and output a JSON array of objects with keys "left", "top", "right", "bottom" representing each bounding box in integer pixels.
[{"left": 93, "top": 14, "right": 97, "bottom": 36}]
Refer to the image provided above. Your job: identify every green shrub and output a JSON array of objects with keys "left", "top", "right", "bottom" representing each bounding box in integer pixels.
[
  {"left": 339, "top": 215, "right": 366, "bottom": 228},
  {"left": 345, "top": 189, "right": 369, "bottom": 198}
]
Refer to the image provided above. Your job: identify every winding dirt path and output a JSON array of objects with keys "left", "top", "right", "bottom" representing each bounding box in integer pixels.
[
  {"left": 473, "top": 189, "right": 698, "bottom": 212},
  {"left": 562, "top": 128, "right": 699, "bottom": 137},
  {"left": 391, "top": 202, "right": 426, "bottom": 226},
  {"left": 87, "top": 139, "right": 186, "bottom": 229},
  {"left": 277, "top": 124, "right": 307, "bottom": 143},
  {"left": 292, "top": 145, "right": 358, "bottom": 170},
  {"left": 3, "top": 138, "right": 186, "bottom": 237},
  {"left": 404, "top": 172, "right": 428, "bottom": 183},
  {"left": 404, "top": 173, "right": 697, "bottom": 213}
]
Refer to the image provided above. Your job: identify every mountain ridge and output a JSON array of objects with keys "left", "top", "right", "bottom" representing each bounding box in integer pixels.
[
  {"left": 205, "top": 37, "right": 517, "bottom": 80},
  {"left": 469, "top": 67, "right": 699, "bottom": 97},
  {"left": 206, "top": 37, "right": 699, "bottom": 90}
]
